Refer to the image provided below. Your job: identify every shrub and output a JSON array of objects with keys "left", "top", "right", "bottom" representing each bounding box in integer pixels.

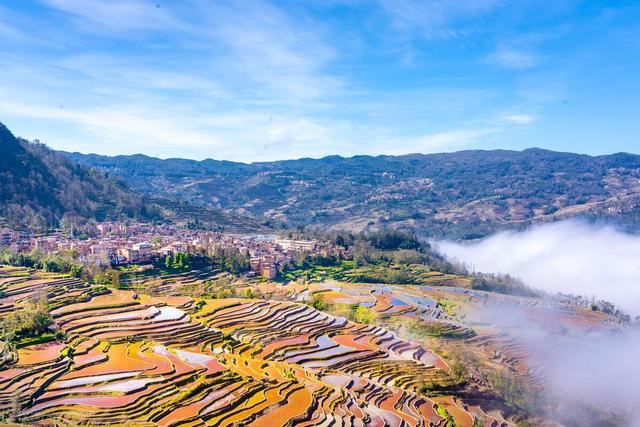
[
  {"left": 1, "top": 296, "right": 53, "bottom": 345},
  {"left": 487, "top": 369, "right": 541, "bottom": 413},
  {"left": 69, "top": 264, "right": 83, "bottom": 278},
  {"left": 310, "top": 294, "right": 329, "bottom": 311},
  {"left": 93, "top": 269, "right": 120, "bottom": 288},
  {"left": 349, "top": 305, "right": 377, "bottom": 324}
]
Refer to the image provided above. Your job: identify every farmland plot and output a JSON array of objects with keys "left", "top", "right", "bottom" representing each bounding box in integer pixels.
[{"left": 0, "top": 270, "right": 509, "bottom": 426}]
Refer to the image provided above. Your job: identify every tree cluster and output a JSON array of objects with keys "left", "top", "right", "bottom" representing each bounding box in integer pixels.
[
  {"left": 0, "top": 248, "right": 83, "bottom": 277},
  {"left": 0, "top": 294, "right": 54, "bottom": 346},
  {"left": 470, "top": 273, "right": 541, "bottom": 298}
]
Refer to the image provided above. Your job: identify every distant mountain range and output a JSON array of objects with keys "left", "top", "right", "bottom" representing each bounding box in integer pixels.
[
  {"left": 63, "top": 147, "right": 640, "bottom": 238},
  {"left": 3, "top": 119, "right": 638, "bottom": 237}
]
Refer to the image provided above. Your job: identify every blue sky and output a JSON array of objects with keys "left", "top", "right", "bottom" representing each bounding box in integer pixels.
[{"left": 0, "top": 0, "right": 638, "bottom": 161}]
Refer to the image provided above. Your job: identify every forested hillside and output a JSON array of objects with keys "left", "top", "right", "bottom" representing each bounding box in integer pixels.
[
  {"left": 65, "top": 149, "right": 640, "bottom": 238},
  {"left": 0, "top": 123, "right": 157, "bottom": 230}
]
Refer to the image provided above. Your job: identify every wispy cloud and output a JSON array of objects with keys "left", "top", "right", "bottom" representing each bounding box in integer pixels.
[
  {"left": 0, "top": 99, "right": 216, "bottom": 152},
  {"left": 40, "top": 0, "right": 179, "bottom": 33},
  {"left": 199, "top": 0, "right": 342, "bottom": 102},
  {"left": 389, "top": 128, "right": 499, "bottom": 154},
  {"left": 0, "top": 93, "right": 352, "bottom": 161},
  {"left": 43, "top": 0, "right": 343, "bottom": 103},
  {"left": 0, "top": 0, "right": 355, "bottom": 160},
  {"left": 1, "top": 0, "right": 637, "bottom": 160},
  {"left": 487, "top": 46, "right": 539, "bottom": 69},
  {"left": 378, "top": 0, "right": 502, "bottom": 38},
  {"left": 502, "top": 113, "right": 537, "bottom": 125}
]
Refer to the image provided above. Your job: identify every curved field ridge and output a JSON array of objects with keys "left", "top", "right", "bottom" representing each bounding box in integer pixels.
[{"left": 0, "top": 272, "right": 511, "bottom": 426}]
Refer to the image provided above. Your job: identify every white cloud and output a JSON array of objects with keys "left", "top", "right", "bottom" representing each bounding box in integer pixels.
[
  {"left": 502, "top": 113, "right": 537, "bottom": 124},
  {"left": 390, "top": 128, "right": 498, "bottom": 154},
  {"left": 40, "top": 0, "right": 178, "bottom": 32},
  {"left": 543, "top": 330, "right": 640, "bottom": 424},
  {"left": 475, "top": 297, "right": 640, "bottom": 423},
  {"left": 437, "top": 220, "right": 640, "bottom": 422},
  {"left": 55, "top": 54, "right": 230, "bottom": 97},
  {"left": 0, "top": 95, "right": 352, "bottom": 161},
  {"left": 0, "top": 100, "right": 217, "bottom": 151},
  {"left": 0, "top": 0, "right": 355, "bottom": 161},
  {"left": 487, "top": 46, "right": 539, "bottom": 69},
  {"left": 199, "top": 0, "right": 342, "bottom": 102},
  {"left": 378, "top": 0, "right": 502, "bottom": 38},
  {"left": 0, "top": 0, "right": 580, "bottom": 161},
  {"left": 38, "top": 0, "right": 342, "bottom": 102},
  {"left": 437, "top": 220, "right": 640, "bottom": 314}
]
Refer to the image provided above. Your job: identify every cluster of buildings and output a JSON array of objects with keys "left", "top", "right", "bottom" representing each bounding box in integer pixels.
[
  {"left": 0, "top": 224, "right": 184, "bottom": 267},
  {"left": 0, "top": 222, "right": 341, "bottom": 279},
  {"left": 0, "top": 228, "right": 34, "bottom": 252},
  {"left": 247, "top": 238, "right": 318, "bottom": 279}
]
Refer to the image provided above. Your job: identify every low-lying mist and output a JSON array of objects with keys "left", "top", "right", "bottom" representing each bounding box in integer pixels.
[
  {"left": 438, "top": 220, "right": 640, "bottom": 425},
  {"left": 476, "top": 303, "right": 640, "bottom": 426},
  {"left": 437, "top": 220, "right": 640, "bottom": 315}
]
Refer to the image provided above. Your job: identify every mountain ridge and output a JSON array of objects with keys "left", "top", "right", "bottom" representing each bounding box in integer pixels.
[
  {"left": 5, "top": 117, "right": 639, "bottom": 238},
  {"left": 63, "top": 147, "right": 640, "bottom": 239},
  {"left": 62, "top": 146, "right": 640, "bottom": 165}
]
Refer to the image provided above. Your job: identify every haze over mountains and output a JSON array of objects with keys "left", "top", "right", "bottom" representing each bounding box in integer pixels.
[
  {"left": 2, "top": 120, "right": 640, "bottom": 237},
  {"left": 65, "top": 147, "right": 640, "bottom": 238}
]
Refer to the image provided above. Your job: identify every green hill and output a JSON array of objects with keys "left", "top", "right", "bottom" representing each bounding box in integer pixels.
[{"left": 0, "top": 122, "right": 157, "bottom": 230}]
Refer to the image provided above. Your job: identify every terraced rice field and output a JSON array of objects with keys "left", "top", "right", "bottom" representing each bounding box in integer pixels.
[
  {"left": 0, "top": 270, "right": 511, "bottom": 426},
  {"left": 118, "top": 266, "right": 225, "bottom": 296},
  {"left": 274, "top": 277, "right": 622, "bottom": 400}
]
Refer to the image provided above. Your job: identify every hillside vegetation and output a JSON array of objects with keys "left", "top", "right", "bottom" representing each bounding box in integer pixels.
[
  {"left": 65, "top": 148, "right": 640, "bottom": 238},
  {"left": 0, "top": 123, "right": 273, "bottom": 232},
  {"left": 0, "top": 123, "right": 156, "bottom": 230}
]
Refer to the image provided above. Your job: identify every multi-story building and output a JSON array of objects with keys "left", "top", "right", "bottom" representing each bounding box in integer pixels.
[
  {"left": 261, "top": 264, "right": 277, "bottom": 280},
  {"left": 0, "top": 229, "right": 12, "bottom": 246},
  {"left": 133, "top": 243, "right": 152, "bottom": 262},
  {"left": 275, "top": 239, "right": 316, "bottom": 252},
  {"left": 119, "top": 247, "right": 140, "bottom": 263}
]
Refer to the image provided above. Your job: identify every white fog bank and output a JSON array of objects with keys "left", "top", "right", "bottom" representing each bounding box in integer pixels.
[{"left": 437, "top": 220, "right": 640, "bottom": 314}]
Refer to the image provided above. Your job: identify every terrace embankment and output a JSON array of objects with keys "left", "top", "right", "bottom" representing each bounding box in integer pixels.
[{"left": 0, "top": 268, "right": 515, "bottom": 426}]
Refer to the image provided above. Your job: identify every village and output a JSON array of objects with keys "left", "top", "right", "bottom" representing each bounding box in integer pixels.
[{"left": 0, "top": 222, "right": 340, "bottom": 279}]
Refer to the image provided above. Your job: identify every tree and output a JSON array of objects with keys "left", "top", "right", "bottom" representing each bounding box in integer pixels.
[
  {"left": 1, "top": 295, "right": 53, "bottom": 344},
  {"left": 42, "top": 259, "right": 59, "bottom": 273},
  {"left": 350, "top": 305, "right": 376, "bottom": 324},
  {"left": 352, "top": 240, "right": 374, "bottom": 266},
  {"left": 93, "top": 270, "right": 120, "bottom": 288},
  {"left": 311, "top": 295, "right": 329, "bottom": 311},
  {"left": 69, "top": 264, "right": 83, "bottom": 278},
  {"left": 59, "top": 214, "right": 76, "bottom": 237},
  {"left": 366, "top": 230, "right": 421, "bottom": 251},
  {"left": 175, "top": 252, "right": 184, "bottom": 269}
]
